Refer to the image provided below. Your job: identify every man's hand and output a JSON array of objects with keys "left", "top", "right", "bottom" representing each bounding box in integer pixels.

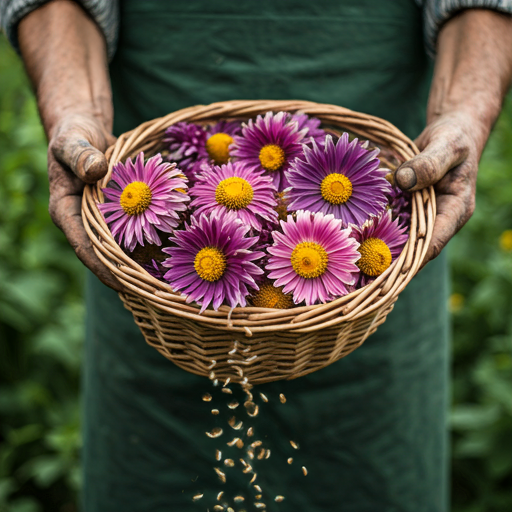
[
  {"left": 392, "top": 9, "right": 512, "bottom": 266},
  {"left": 18, "top": 0, "right": 123, "bottom": 291}
]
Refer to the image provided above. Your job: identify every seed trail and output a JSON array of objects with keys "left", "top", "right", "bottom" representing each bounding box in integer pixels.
[
  {"left": 279, "top": 393, "right": 287, "bottom": 404},
  {"left": 206, "top": 427, "right": 223, "bottom": 439},
  {"left": 302, "top": 466, "right": 308, "bottom": 476},
  {"left": 192, "top": 493, "right": 203, "bottom": 501},
  {"left": 202, "top": 393, "right": 212, "bottom": 402}
]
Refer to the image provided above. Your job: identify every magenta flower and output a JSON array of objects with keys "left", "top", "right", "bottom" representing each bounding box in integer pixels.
[
  {"left": 285, "top": 133, "right": 392, "bottom": 227},
  {"left": 266, "top": 210, "right": 360, "bottom": 305},
  {"left": 163, "top": 211, "right": 264, "bottom": 312},
  {"left": 387, "top": 185, "right": 411, "bottom": 226},
  {"left": 230, "top": 111, "right": 306, "bottom": 191},
  {"left": 351, "top": 209, "right": 409, "bottom": 287},
  {"left": 287, "top": 112, "right": 326, "bottom": 146},
  {"left": 99, "top": 152, "right": 189, "bottom": 252},
  {"left": 190, "top": 161, "right": 278, "bottom": 231}
]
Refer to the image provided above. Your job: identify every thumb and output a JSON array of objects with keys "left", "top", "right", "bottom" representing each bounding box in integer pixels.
[{"left": 392, "top": 135, "right": 469, "bottom": 192}]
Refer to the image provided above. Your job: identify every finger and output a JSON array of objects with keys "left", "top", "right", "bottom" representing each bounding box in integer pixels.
[
  {"left": 52, "top": 133, "right": 109, "bottom": 184},
  {"left": 393, "top": 132, "right": 469, "bottom": 192}
]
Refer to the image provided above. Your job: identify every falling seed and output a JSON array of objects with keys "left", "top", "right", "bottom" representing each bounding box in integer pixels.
[
  {"left": 242, "top": 464, "right": 253, "bottom": 474},
  {"left": 240, "top": 458, "right": 248, "bottom": 467},
  {"left": 233, "top": 421, "right": 243, "bottom": 430},
  {"left": 279, "top": 393, "right": 287, "bottom": 404},
  {"left": 192, "top": 493, "right": 203, "bottom": 501},
  {"left": 228, "top": 416, "right": 236, "bottom": 427},
  {"left": 224, "top": 458, "right": 235, "bottom": 467},
  {"left": 217, "top": 491, "right": 224, "bottom": 501},
  {"left": 247, "top": 449, "right": 254, "bottom": 460},
  {"left": 255, "top": 494, "right": 262, "bottom": 500},
  {"left": 259, "top": 392, "right": 269, "bottom": 403},
  {"left": 302, "top": 466, "right": 308, "bottom": 476},
  {"left": 245, "top": 390, "right": 254, "bottom": 402},
  {"left": 251, "top": 441, "right": 262, "bottom": 448},
  {"left": 209, "top": 371, "right": 216, "bottom": 380},
  {"left": 236, "top": 438, "right": 244, "bottom": 449},
  {"left": 222, "top": 388, "right": 233, "bottom": 395},
  {"left": 257, "top": 449, "right": 265, "bottom": 460},
  {"left": 275, "top": 496, "right": 285, "bottom": 503},
  {"left": 214, "top": 505, "right": 224, "bottom": 512},
  {"left": 216, "top": 449, "right": 222, "bottom": 461},
  {"left": 227, "top": 438, "right": 240, "bottom": 447},
  {"left": 206, "top": 427, "right": 223, "bottom": 439},
  {"left": 287, "top": 457, "right": 293, "bottom": 465},
  {"left": 214, "top": 467, "right": 227, "bottom": 483},
  {"left": 265, "top": 449, "right": 271, "bottom": 459},
  {"left": 254, "top": 503, "right": 266, "bottom": 509},
  {"left": 247, "top": 427, "right": 254, "bottom": 437},
  {"left": 227, "top": 508, "right": 235, "bottom": 512},
  {"left": 290, "top": 440, "right": 299, "bottom": 450},
  {"left": 202, "top": 393, "right": 212, "bottom": 402},
  {"left": 211, "top": 409, "right": 219, "bottom": 415},
  {"left": 234, "top": 496, "right": 245, "bottom": 503},
  {"left": 223, "top": 377, "right": 231, "bottom": 387},
  {"left": 250, "top": 472, "right": 257, "bottom": 484},
  {"left": 245, "top": 402, "right": 259, "bottom": 417},
  {"left": 213, "top": 379, "right": 219, "bottom": 387},
  {"left": 228, "top": 401, "right": 239, "bottom": 410},
  {"left": 253, "top": 485, "right": 262, "bottom": 493}
]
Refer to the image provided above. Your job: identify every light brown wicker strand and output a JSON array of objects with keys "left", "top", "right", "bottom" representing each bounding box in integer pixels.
[{"left": 81, "top": 99, "right": 435, "bottom": 384}]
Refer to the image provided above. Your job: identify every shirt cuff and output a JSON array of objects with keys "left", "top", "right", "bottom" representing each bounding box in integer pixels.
[
  {"left": 0, "top": 0, "right": 119, "bottom": 60},
  {"left": 424, "top": 0, "right": 512, "bottom": 54}
]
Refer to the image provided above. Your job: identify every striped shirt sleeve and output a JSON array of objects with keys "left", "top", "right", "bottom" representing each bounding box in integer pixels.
[
  {"left": 420, "top": 0, "right": 512, "bottom": 53},
  {"left": 0, "top": 0, "right": 119, "bottom": 60}
]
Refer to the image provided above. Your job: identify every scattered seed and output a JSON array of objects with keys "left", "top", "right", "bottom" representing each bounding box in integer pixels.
[
  {"left": 236, "top": 438, "right": 244, "bottom": 449},
  {"left": 211, "top": 409, "right": 220, "bottom": 415},
  {"left": 255, "top": 494, "right": 262, "bottom": 500},
  {"left": 242, "top": 464, "right": 253, "bottom": 474},
  {"left": 222, "top": 388, "right": 233, "bottom": 395},
  {"left": 290, "top": 440, "right": 299, "bottom": 450},
  {"left": 223, "top": 377, "right": 231, "bottom": 387},
  {"left": 240, "top": 458, "right": 248, "bottom": 467},
  {"left": 216, "top": 449, "right": 222, "bottom": 461},
  {"left": 227, "top": 508, "right": 235, "bottom": 512},
  {"left": 244, "top": 390, "right": 254, "bottom": 402},
  {"left": 214, "top": 467, "right": 226, "bottom": 483},
  {"left": 228, "top": 416, "right": 236, "bottom": 427},
  {"left": 265, "top": 449, "right": 271, "bottom": 459},
  {"left": 247, "top": 427, "right": 254, "bottom": 437},
  {"left": 245, "top": 402, "right": 259, "bottom": 417},
  {"left": 206, "top": 427, "right": 223, "bottom": 439},
  {"left": 247, "top": 449, "right": 254, "bottom": 460},
  {"left": 213, "top": 379, "right": 220, "bottom": 387},
  {"left": 251, "top": 441, "right": 262, "bottom": 448},
  {"left": 279, "top": 393, "right": 287, "bottom": 404},
  {"left": 192, "top": 493, "right": 203, "bottom": 501},
  {"left": 202, "top": 393, "right": 212, "bottom": 402},
  {"left": 228, "top": 401, "right": 239, "bottom": 410},
  {"left": 287, "top": 457, "right": 293, "bottom": 465},
  {"left": 259, "top": 393, "right": 269, "bottom": 403},
  {"left": 209, "top": 371, "right": 216, "bottom": 380},
  {"left": 227, "top": 438, "right": 240, "bottom": 447},
  {"left": 233, "top": 421, "right": 243, "bottom": 430},
  {"left": 257, "top": 448, "right": 265, "bottom": 460},
  {"left": 250, "top": 472, "right": 257, "bottom": 484},
  {"left": 254, "top": 503, "right": 266, "bottom": 509},
  {"left": 302, "top": 466, "right": 308, "bottom": 476},
  {"left": 275, "top": 496, "right": 285, "bottom": 503},
  {"left": 217, "top": 491, "right": 224, "bottom": 501},
  {"left": 253, "top": 485, "right": 262, "bottom": 493},
  {"left": 214, "top": 505, "right": 224, "bottom": 511},
  {"left": 234, "top": 496, "right": 245, "bottom": 503},
  {"left": 224, "top": 458, "right": 235, "bottom": 467}
]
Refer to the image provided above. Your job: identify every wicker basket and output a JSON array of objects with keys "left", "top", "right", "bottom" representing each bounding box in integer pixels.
[{"left": 82, "top": 100, "right": 435, "bottom": 385}]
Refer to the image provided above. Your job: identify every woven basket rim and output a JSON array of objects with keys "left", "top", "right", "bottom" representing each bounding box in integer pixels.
[{"left": 82, "top": 99, "right": 435, "bottom": 335}]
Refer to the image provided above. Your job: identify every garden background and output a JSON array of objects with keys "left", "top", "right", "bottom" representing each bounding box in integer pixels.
[{"left": 1, "top": 35, "right": 512, "bottom": 512}]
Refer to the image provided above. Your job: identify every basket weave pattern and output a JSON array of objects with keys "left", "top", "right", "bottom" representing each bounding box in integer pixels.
[{"left": 82, "top": 100, "right": 435, "bottom": 384}]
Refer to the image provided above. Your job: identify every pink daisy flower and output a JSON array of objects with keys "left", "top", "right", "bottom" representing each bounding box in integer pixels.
[
  {"left": 351, "top": 209, "right": 409, "bottom": 287},
  {"left": 230, "top": 111, "right": 306, "bottom": 191},
  {"left": 287, "top": 112, "right": 326, "bottom": 146},
  {"left": 285, "top": 133, "right": 392, "bottom": 227},
  {"left": 99, "top": 152, "right": 189, "bottom": 252},
  {"left": 163, "top": 211, "right": 264, "bottom": 312},
  {"left": 190, "top": 161, "right": 278, "bottom": 231},
  {"left": 266, "top": 210, "right": 361, "bottom": 305}
]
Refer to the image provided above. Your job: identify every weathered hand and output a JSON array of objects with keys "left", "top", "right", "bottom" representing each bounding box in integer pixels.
[
  {"left": 48, "top": 113, "right": 123, "bottom": 291},
  {"left": 393, "top": 111, "right": 478, "bottom": 266}
]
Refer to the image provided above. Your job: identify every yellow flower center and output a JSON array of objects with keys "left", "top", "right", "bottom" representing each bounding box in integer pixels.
[
  {"left": 259, "top": 144, "right": 286, "bottom": 172},
  {"left": 120, "top": 181, "right": 152, "bottom": 216},
  {"left": 320, "top": 173, "right": 353, "bottom": 205},
  {"left": 291, "top": 242, "right": 329, "bottom": 279},
  {"left": 357, "top": 237, "right": 392, "bottom": 277},
  {"left": 251, "top": 282, "right": 293, "bottom": 309},
  {"left": 206, "top": 133, "right": 234, "bottom": 164},
  {"left": 499, "top": 229, "right": 512, "bottom": 252},
  {"left": 215, "top": 177, "right": 254, "bottom": 210},
  {"left": 194, "top": 247, "right": 226, "bottom": 282}
]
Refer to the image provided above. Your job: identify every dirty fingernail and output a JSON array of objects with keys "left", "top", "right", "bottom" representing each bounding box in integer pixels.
[{"left": 395, "top": 167, "right": 417, "bottom": 190}]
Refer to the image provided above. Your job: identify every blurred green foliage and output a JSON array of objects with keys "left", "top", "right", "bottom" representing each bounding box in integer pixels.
[{"left": 0, "top": 32, "right": 511, "bottom": 511}]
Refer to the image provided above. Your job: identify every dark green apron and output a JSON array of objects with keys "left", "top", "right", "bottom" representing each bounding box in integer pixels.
[{"left": 83, "top": 1, "right": 449, "bottom": 510}]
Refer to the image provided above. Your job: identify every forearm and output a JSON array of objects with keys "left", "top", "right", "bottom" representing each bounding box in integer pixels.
[
  {"left": 18, "top": 0, "right": 112, "bottom": 139},
  {"left": 427, "top": 9, "right": 512, "bottom": 155}
]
